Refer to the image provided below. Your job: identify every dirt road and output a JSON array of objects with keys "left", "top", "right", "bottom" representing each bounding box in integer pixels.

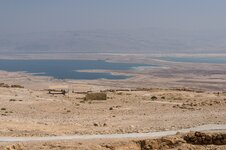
[{"left": 1, "top": 124, "right": 226, "bottom": 142}]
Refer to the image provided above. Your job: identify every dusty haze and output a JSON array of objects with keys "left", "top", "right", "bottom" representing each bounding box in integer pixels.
[{"left": 0, "top": 0, "right": 226, "bottom": 54}]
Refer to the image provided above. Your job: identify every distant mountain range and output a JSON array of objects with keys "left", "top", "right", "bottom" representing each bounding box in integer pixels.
[{"left": 0, "top": 28, "right": 226, "bottom": 54}]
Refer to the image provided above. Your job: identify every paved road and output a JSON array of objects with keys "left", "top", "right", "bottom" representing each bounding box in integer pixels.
[{"left": 1, "top": 124, "right": 226, "bottom": 142}]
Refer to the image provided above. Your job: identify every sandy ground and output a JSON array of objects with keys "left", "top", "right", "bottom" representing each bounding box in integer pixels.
[
  {"left": 1, "top": 85, "right": 226, "bottom": 137},
  {"left": 0, "top": 54, "right": 226, "bottom": 149}
]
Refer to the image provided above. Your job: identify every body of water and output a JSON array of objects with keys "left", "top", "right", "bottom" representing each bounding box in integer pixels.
[
  {"left": 0, "top": 59, "right": 150, "bottom": 80},
  {"left": 160, "top": 57, "right": 226, "bottom": 64}
]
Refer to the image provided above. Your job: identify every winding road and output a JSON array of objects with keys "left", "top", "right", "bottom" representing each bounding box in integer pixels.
[{"left": 1, "top": 124, "right": 226, "bottom": 142}]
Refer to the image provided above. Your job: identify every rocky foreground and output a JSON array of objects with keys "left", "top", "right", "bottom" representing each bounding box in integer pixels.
[{"left": 1, "top": 131, "right": 226, "bottom": 150}]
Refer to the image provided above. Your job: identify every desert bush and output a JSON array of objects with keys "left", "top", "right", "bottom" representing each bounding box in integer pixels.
[
  {"left": 151, "top": 96, "right": 158, "bottom": 100},
  {"left": 0, "top": 83, "right": 10, "bottom": 88},
  {"left": 11, "top": 85, "right": 24, "bottom": 88}
]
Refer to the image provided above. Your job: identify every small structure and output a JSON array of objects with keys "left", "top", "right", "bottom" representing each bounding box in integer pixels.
[
  {"left": 48, "top": 85, "right": 69, "bottom": 96},
  {"left": 85, "top": 92, "right": 107, "bottom": 100}
]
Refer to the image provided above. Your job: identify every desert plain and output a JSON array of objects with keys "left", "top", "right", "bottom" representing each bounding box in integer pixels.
[{"left": 0, "top": 53, "right": 226, "bottom": 149}]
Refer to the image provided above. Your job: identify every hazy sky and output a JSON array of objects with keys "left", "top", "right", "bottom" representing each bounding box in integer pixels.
[{"left": 1, "top": 0, "right": 226, "bottom": 33}]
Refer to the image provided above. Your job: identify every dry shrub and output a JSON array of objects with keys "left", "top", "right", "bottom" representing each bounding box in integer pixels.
[
  {"left": 151, "top": 96, "right": 158, "bottom": 101},
  {"left": 11, "top": 85, "right": 24, "bottom": 88}
]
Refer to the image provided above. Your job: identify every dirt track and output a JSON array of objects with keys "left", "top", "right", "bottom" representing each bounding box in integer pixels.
[{"left": 1, "top": 124, "right": 226, "bottom": 142}]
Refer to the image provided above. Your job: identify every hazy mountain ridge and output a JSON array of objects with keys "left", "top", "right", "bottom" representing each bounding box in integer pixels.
[{"left": 0, "top": 29, "right": 226, "bottom": 54}]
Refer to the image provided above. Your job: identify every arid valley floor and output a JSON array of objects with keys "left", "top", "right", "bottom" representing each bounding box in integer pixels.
[{"left": 0, "top": 54, "right": 226, "bottom": 149}]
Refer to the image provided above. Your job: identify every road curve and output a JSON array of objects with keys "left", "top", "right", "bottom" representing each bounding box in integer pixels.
[{"left": 1, "top": 124, "right": 226, "bottom": 142}]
